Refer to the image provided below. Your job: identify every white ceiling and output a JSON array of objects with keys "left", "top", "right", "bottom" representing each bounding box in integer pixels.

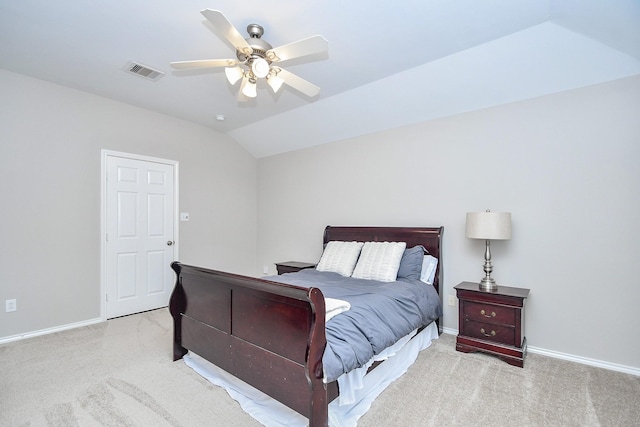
[{"left": 1, "top": 0, "right": 639, "bottom": 158}]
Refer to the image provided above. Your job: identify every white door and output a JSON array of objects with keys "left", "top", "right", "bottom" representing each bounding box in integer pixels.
[{"left": 105, "top": 154, "right": 176, "bottom": 319}]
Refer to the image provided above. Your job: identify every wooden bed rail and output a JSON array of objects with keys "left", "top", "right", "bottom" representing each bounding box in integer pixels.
[{"left": 169, "top": 261, "right": 330, "bottom": 425}]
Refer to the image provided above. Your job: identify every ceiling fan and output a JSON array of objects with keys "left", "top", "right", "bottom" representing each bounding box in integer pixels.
[{"left": 171, "top": 9, "right": 328, "bottom": 100}]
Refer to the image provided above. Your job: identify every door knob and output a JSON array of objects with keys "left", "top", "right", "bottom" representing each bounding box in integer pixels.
[{"left": 167, "top": 241, "right": 174, "bottom": 246}]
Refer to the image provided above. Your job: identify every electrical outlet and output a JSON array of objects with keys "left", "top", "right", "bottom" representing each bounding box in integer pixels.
[
  {"left": 6, "top": 299, "right": 16, "bottom": 312},
  {"left": 263, "top": 265, "right": 269, "bottom": 275},
  {"left": 448, "top": 295, "right": 456, "bottom": 307}
]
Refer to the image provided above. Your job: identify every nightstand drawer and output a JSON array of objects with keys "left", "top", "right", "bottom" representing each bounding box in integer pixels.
[
  {"left": 463, "top": 301, "right": 515, "bottom": 325},
  {"left": 463, "top": 319, "right": 516, "bottom": 346}
]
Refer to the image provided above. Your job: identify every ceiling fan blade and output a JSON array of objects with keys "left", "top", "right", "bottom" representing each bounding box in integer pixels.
[
  {"left": 267, "top": 35, "right": 328, "bottom": 63},
  {"left": 276, "top": 68, "right": 320, "bottom": 97},
  {"left": 170, "top": 59, "right": 238, "bottom": 69},
  {"left": 201, "top": 9, "right": 252, "bottom": 56}
]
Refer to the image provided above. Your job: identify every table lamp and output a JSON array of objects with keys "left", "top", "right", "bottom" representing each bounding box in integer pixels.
[{"left": 466, "top": 210, "right": 512, "bottom": 291}]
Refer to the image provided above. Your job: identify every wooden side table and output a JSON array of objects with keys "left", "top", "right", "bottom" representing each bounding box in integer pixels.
[
  {"left": 275, "top": 261, "right": 316, "bottom": 275},
  {"left": 454, "top": 281, "right": 530, "bottom": 367}
]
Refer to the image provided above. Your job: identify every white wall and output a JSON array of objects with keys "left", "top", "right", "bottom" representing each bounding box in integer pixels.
[
  {"left": 2, "top": 67, "right": 638, "bottom": 372},
  {"left": 257, "top": 75, "right": 640, "bottom": 371},
  {"left": 0, "top": 69, "right": 258, "bottom": 339}
]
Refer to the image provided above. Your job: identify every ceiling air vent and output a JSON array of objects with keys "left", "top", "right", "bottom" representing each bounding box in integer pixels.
[{"left": 125, "top": 61, "right": 165, "bottom": 81}]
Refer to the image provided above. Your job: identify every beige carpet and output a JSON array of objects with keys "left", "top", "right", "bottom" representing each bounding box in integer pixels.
[{"left": 1, "top": 308, "right": 638, "bottom": 426}]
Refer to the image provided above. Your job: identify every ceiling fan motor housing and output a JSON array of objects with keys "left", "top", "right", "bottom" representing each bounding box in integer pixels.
[{"left": 237, "top": 24, "right": 273, "bottom": 66}]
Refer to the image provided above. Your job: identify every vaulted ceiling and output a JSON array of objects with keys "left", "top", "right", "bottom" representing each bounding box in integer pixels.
[{"left": 2, "top": 1, "right": 639, "bottom": 157}]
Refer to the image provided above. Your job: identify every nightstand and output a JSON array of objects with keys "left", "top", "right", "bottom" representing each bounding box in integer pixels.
[
  {"left": 275, "top": 261, "right": 316, "bottom": 275},
  {"left": 454, "top": 281, "right": 530, "bottom": 367}
]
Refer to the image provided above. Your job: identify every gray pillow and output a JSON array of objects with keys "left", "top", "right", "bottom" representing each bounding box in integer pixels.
[{"left": 396, "top": 245, "right": 426, "bottom": 280}]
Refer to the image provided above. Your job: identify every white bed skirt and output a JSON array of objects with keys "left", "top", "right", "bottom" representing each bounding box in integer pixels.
[{"left": 183, "top": 321, "right": 439, "bottom": 427}]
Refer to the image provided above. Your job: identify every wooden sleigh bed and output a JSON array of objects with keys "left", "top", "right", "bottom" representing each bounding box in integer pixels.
[{"left": 169, "top": 226, "right": 444, "bottom": 426}]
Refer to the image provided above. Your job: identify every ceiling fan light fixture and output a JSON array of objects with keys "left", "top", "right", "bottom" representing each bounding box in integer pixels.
[
  {"left": 267, "top": 74, "right": 284, "bottom": 93},
  {"left": 240, "top": 76, "right": 257, "bottom": 98},
  {"left": 225, "top": 66, "right": 244, "bottom": 85},
  {"left": 251, "top": 57, "right": 270, "bottom": 79}
]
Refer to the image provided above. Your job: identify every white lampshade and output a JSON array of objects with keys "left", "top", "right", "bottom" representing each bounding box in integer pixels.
[
  {"left": 240, "top": 76, "right": 257, "bottom": 98},
  {"left": 224, "top": 66, "right": 244, "bottom": 85},
  {"left": 267, "top": 74, "right": 284, "bottom": 93},
  {"left": 466, "top": 211, "right": 512, "bottom": 240}
]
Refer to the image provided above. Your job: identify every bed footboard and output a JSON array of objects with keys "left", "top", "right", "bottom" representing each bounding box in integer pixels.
[{"left": 169, "top": 262, "right": 329, "bottom": 426}]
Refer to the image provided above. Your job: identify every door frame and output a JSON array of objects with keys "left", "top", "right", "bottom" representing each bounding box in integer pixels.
[{"left": 100, "top": 149, "right": 180, "bottom": 321}]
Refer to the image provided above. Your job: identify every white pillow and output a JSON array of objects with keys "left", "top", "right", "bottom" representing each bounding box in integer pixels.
[
  {"left": 420, "top": 255, "right": 439, "bottom": 285},
  {"left": 352, "top": 241, "right": 407, "bottom": 282},
  {"left": 316, "top": 241, "right": 364, "bottom": 277}
]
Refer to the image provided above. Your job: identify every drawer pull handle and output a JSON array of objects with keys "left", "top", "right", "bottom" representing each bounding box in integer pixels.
[
  {"left": 480, "top": 309, "right": 496, "bottom": 318},
  {"left": 480, "top": 328, "right": 496, "bottom": 337}
]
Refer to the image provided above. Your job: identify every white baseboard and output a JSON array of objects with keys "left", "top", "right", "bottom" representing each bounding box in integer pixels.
[
  {"left": 441, "top": 327, "right": 458, "bottom": 336},
  {"left": 440, "top": 328, "right": 640, "bottom": 377},
  {"left": 0, "top": 317, "right": 105, "bottom": 345},
  {"left": 526, "top": 345, "right": 640, "bottom": 376}
]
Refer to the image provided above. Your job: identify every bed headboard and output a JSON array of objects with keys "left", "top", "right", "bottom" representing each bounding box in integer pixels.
[{"left": 323, "top": 226, "right": 444, "bottom": 296}]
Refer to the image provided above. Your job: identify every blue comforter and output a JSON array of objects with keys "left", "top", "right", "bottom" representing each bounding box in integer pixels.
[{"left": 267, "top": 269, "right": 442, "bottom": 382}]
